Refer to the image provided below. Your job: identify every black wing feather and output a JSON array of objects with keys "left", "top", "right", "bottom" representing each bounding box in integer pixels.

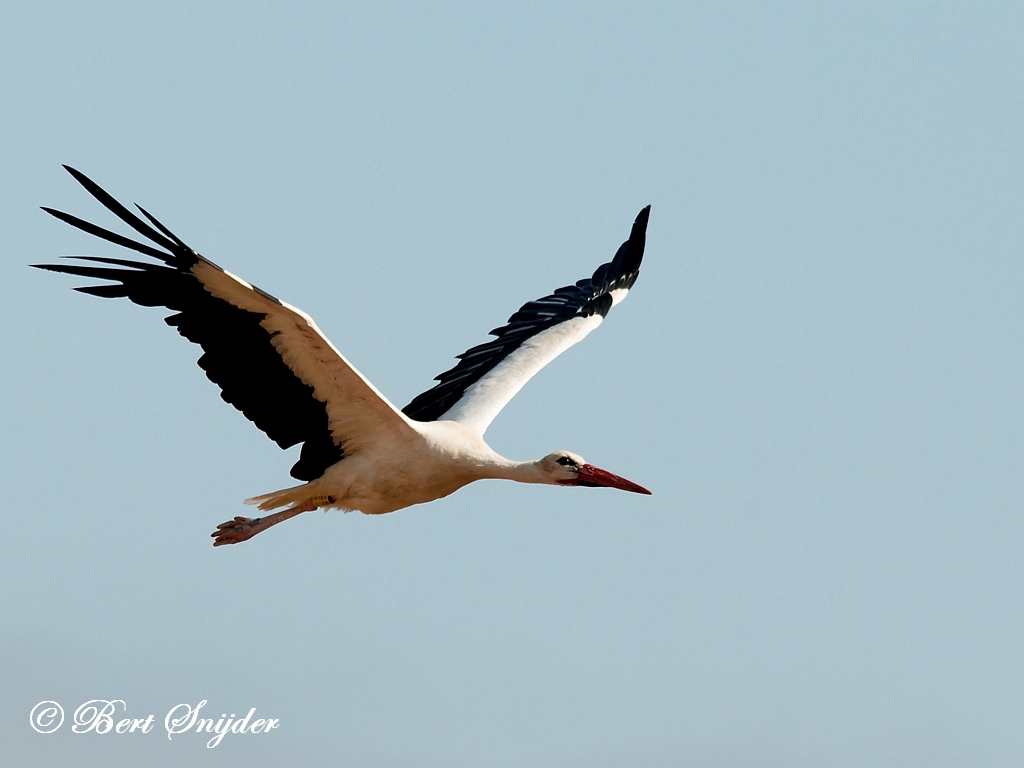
[
  {"left": 135, "top": 203, "right": 190, "bottom": 250},
  {"left": 40, "top": 207, "right": 172, "bottom": 262},
  {"left": 402, "top": 205, "right": 650, "bottom": 422},
  {"left": 33, "top": 167, "right": 343, "bottom": 481},
  {"left": 61, "top": 165, "right": 180, "bottom": 255}
]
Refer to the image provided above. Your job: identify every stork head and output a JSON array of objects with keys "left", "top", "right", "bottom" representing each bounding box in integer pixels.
[{"left": 540, "top": 451, "right": 652, "bottom": 495}]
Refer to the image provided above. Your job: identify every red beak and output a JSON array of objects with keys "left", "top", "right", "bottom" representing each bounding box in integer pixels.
[{"left": 568, "top": 464, "right": 652, "bottom": 495}]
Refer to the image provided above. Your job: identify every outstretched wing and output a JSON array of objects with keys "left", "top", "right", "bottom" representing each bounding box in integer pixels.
[
  {"left": 402, "top": 205, "right": 650, "bottom": 435},
  {"left": 34, "top": 166, "right": 417, "bottom": 481}
]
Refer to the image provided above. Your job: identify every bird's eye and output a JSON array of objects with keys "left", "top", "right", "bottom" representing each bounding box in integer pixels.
[{"left": 556, "top": 456, "right": 577, "bottom": 467}]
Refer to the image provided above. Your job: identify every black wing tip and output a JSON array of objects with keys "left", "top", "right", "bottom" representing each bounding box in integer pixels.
[
  {"left": 40, "top": 204, "right": 85, "bottom": 226},
  {"left": 592, "top": 205, "right": 650, "bottom": 288},
  {"left": 30, "top": 257, "right": 88, "bottom": 269},
  {"left": 60, "top": 165, "right": 110, "bottom": 205},
  {"left": 135, "top": 202, "right": 189, "bottom": 250},
  {"left": 633, "top": 205, "right": 651, "bottom": 233},
  {"left": 53, "top": 165, "right": 185, "bottom": 257},
  {"left": 62, "top": 164, "right": 90, "bottom": 185}
]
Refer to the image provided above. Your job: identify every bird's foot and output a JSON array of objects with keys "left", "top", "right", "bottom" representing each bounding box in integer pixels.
[
  {"left": 212, "top": 516, "right": 264, "bottom": 547},
  {"left": 211, "top": 499, "right": 321, "bottom": 547}
]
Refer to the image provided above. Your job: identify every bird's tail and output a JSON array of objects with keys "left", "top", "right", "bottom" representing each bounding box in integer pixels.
[{"left": 244, "top": 482, "right": 321, "bottom": 512}]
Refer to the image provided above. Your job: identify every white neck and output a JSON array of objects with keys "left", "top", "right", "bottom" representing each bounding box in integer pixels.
[
  {"left": 413, "top": 420, "right": 556, "bottom": 487},
  {"left": 478, "top": 456, "right": 551, "bottom": 486}
]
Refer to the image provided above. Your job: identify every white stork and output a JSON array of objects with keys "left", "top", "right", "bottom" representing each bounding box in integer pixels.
[{"left": 35, "top": 166, "right": 652, "bottom": 546}]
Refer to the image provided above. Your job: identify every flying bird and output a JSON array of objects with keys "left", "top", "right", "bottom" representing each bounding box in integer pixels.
[{"left": 35, "top": 166, "right": 652, "bottom": 546}]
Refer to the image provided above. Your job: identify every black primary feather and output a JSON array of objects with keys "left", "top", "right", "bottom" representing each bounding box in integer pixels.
[
  {"left": 402, "top": 205, "right": 650, "bottom": 422},
  {"left": 33, "top": 167, "right": 343, "bottom": 481}
]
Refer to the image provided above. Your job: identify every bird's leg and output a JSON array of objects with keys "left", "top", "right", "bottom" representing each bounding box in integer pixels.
[{"left": 212, "top": 498, "right": 325, "bottom": 547}]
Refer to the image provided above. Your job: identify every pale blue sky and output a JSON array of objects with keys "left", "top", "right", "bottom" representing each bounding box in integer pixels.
[{"left": 2, "top": 3, "right": 1021, "bottom": 766}]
